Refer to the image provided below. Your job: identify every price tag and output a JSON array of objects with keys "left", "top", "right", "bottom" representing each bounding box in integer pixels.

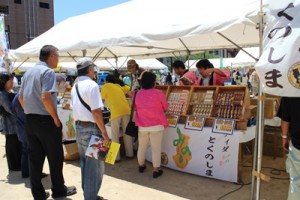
[
  {"left": 212, "top": 118, "right": 235, "bottom": 135},
  {"left": 184, "top": 115, "right": 206, "bottom": 131},
  {"left": 166, "top": 113, "right": 180, "bottom": 128}
]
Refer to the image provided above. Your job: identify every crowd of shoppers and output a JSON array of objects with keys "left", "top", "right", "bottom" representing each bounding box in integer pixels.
[{"left": 1, "top": 48, "right": 269, "bottom": 200}]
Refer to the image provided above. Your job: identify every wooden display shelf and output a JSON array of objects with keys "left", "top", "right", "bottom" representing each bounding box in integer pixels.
[
  {"left": 214, "top": 86, "right": 250, "bottom": 130},
  {"left": 186, "top": 86, "right": 217, "bottom": 116},
  {"left": 156, "top": 85, "right": 250, "bottom": 130},
  {"left": 155, "top": 85, "right": 170, "bottom": 96},
  {"left": 62, "top": 87, "right": 72, "bottom": 110},
  {"left": 167, "top": 86, "right": 192, "bottom": 116}
]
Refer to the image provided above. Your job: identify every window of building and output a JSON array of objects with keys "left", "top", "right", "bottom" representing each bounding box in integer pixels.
[
  {"left": 14, "top": 0, "right": 22, "bottom": 4},
  {"left": 39, "top": 2, "right": 49, "bottom": 9},
  {"left": 0, "top": 6, "right": 9, "bottom": 15}
]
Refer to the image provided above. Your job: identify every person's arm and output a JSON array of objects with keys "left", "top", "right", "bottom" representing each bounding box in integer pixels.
[
  {"left": 281, "top": 120, "right": 290, "bottom": 152},
  {"left": 92, "top": 108, "right": 109, "bottom": 143},
  {"left": 209, "top": 68, "right": 227, "bottom": 77},
  {"left": 18, "top": 95, "right": 24, "bottom": 109},
  {"left": 0, "top": 94, "right": 14, "bottom": 115},
  {"left": 41, "top": 92, "right": 61, "bottom": 128}
]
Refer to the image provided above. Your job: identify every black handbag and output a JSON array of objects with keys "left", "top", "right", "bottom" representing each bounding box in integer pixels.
[
  {"left": 75, "top": 84, "right": 110, "bottom": 124},
  {"left": 125, "top": 90, "right": 138, "bottom": 138}
]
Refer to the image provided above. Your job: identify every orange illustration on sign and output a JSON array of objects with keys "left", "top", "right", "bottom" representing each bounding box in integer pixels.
[
  {"left": 173, "top": 127, "right": 192, "bottom": 169},
  {"left": 66, "top": 114, "right": 75, "bottom": 138}
]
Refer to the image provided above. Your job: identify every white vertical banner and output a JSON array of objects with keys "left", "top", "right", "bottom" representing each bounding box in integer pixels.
[
  {"left": 255, "top": 1, "right": 300, "bottom": 97},
  {"left": 0, "top": 15, "right": 7, "bottom": 71}
]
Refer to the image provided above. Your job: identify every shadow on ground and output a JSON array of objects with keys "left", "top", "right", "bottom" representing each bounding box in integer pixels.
[{"left": 103, "top": 155, "right": 289, "bottom": 200}]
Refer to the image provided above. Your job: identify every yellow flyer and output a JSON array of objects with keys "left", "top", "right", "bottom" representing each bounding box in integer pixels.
[{"left": 105, "top": 141, "right": 120, "bottom": 165}]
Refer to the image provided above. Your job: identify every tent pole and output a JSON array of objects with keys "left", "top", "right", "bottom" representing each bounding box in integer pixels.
[
  {"left": 105, "top": 47, "right": 118, "bottom": 59},
  {"left": 251, "top": 0, "right": 265, "bottom": 199},
  {"left": 179, "top": 38, "right": 191, "bottom": 68},
  {"left": 115, "top": 57, "right": 118, "bottom": 70},
  {"left": 12, "top": 57, "right": 30, "bottom": 72},
  {"left": 66, "top": 52, "right": 77, "bottom": 62},
  {"left": 82, "top": 49, "right": 87, "bottom": 57},
  {"left": 217, "top": 32, "right": 259, "bottom": 62},
  {"left": 120, "top": 57, "right": 129, "bottom": 70},
  {"left": 92, "top": 48, "right": 104, "bottom": 61}
]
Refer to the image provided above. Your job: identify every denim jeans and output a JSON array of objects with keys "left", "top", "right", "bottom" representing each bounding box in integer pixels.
[
  {"left": 286, "top": 142, "right": 300, "bottom": 200},
  {"left": 76, "top": 123, "right": 105, "bottom": 200}
]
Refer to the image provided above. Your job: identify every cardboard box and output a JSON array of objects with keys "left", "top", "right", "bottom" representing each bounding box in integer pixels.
[
  {"left": 263, "top": 143, "right": 284, "bottom": 158},
  {"left": 263, "top": 126, "right": 283, "bottom": 158},
  {"left": 64, "top": 142, "right": 79, "bottom": 155},
  {"left": 236, "top": 121, "right": 247, "bottom": 130},
  {"left": 264, "top": 98, "right": 276, "bottom": 119},
  {"left": 244, "top": 105, "right": 257, "bottom": 120}
]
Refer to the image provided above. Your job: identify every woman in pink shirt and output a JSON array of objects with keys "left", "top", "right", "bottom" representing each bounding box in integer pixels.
[
  {"left": 196, "top": 59, "right": 230, "bottom": 86},
  {"left": 134, "top": 72, "right": 168, "bottom": 178}
]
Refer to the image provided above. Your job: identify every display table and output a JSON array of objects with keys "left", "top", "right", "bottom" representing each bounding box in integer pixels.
[{"left": 146, "top": 124, "right": 255, "bottom": 183}]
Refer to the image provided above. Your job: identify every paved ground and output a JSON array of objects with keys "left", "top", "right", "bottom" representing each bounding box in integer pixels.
[{"left": 0, "top": 135, "right": 289, "bottom": 200}]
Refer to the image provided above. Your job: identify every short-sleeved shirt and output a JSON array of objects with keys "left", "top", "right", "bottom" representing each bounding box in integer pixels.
[
  {"left": 119, "top": 85, "right": 130, "bottom": 95},
  {"left": 277, "top": 97, "right": 300, "bottom": 150},
  {"left": 19, "top": 62, "right": 57, "bottom": 115},
  {"left": 101, "top": 83, "right": 130, "bottom": 120},
  {"left": 71, "top": 76, "right": 104, "bottom": 123},
  {"left": 179, "top": 70, "right": 200, "bottom": 86}
]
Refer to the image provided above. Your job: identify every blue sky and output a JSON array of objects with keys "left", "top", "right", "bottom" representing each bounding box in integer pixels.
[{"left": 54, "top": 0, "right": 129, "bottom": 24}]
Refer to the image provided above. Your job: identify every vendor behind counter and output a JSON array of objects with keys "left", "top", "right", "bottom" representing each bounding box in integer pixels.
[{"left": 196, "top": 59, "right": 230, "bottom": 86}]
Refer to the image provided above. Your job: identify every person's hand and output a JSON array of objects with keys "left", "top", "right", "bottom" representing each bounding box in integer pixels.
[
  {"left": 282, "top": 138, "right": 289, "bottom": 152},
  {"left": 54, "top": 117, "right": 62, "bottom": 128},
  {"left": 102, "top": 133, "right": 110, "bottom": 144}
]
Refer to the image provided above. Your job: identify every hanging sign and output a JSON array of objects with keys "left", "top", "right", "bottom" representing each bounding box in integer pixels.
[{"left": 255, "top": 2, "right": 300, "bottom": 97}]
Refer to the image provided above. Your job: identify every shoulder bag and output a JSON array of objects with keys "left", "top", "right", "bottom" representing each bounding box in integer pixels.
[
  {"left": 125, "top": 90, "right": 138, "bottom": 138},
  {"left": 75, "top": 84, "right": 110, "bottom": 124}
]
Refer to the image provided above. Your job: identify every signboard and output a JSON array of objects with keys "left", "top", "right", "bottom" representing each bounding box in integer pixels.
[
  {"left": 212, "top": 118, "right": 235, "bottom": 135},
  {"left": 184, "top": 115, "right": 206, "bottom": 131},
  {"left": 58, "top": 108, "right": 76, "bottom": 141},
  {"left": 146, "top": 124, "right": 239, "bottom": 182},
  {"left": 166, "top": 113, "right": 180, "bottom": 128},
  {"left": 255, "top": 2, "right": 300, "bottom": 97}
]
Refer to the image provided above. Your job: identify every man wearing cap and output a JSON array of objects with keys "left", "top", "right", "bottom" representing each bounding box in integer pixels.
[
  {"left": 19, "top": 45, "right": 76, "bottom": 200},
  {"left": 71, "top": 57, "right": 109, "bottom": 200}
]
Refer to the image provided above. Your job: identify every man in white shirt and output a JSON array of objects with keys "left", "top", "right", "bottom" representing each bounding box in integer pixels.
[{"left": 71, "top": 57, "right": 109, "bottom": 200}]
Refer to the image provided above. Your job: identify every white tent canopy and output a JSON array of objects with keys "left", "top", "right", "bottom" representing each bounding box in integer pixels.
[
  {"left": 96, "top": 57, "right": 168, "bottom": 70},
  {"left": 232, "top": 47, "right": 259, "bottom": 67},
  {"left": 11, "top": 58, "right": 168, "bottom": 72},
  {"left": 8, "top": 0, "right": 263, "bottom": 62}
]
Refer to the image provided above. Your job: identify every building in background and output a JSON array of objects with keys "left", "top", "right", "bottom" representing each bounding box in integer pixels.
[{"left": 0, "top": 0, "right": 54, "bottom": 49}]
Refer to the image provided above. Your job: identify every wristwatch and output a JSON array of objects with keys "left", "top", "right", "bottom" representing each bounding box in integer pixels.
[{"left": 281, "top": 135, "right": 288, "bottom": 139}]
